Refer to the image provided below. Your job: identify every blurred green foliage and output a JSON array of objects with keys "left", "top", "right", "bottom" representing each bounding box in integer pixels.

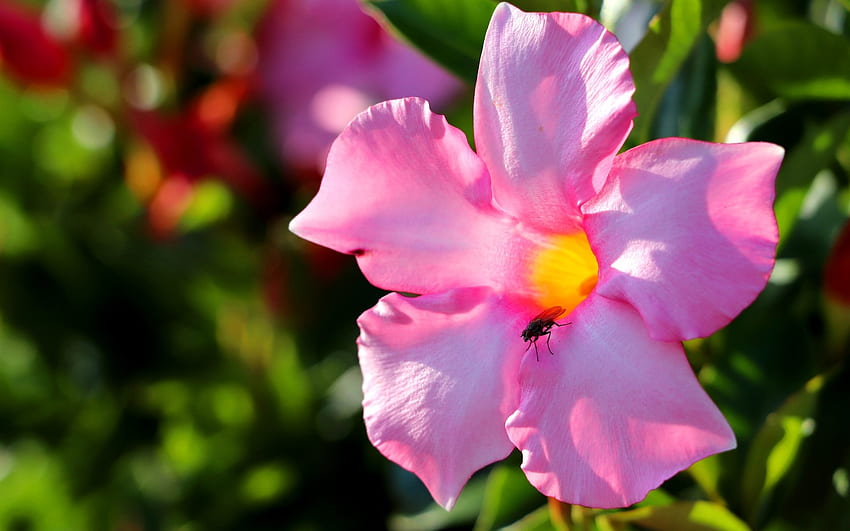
[{"left": 1, "top": 0, "right": 850, "bottom": 530}]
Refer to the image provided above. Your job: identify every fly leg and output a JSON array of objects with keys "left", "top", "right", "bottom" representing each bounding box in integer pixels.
[
  {"left": 545, "top": 331, "right": 555, "bottom": 356},
  {"left": 546, "top": 321, "right": 571, "bottom": 356},
  {"left": 524, "top": 338, "right": 541, "bottom": 361}
]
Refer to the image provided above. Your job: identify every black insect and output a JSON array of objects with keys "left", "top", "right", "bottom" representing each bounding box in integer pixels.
[{"left": 521, "top": 306, "right": 570, "bottom": 361}]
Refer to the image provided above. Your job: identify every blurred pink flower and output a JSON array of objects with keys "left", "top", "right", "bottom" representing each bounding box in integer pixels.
[
  {"left": 256, "top": 0, "right": 461, "bottom": 175},
  {"left": 290, "top": 3, "right": 784, "bottom": 509},
  {"left": 715, "top": 0, "right": 755, "bottom": 63},
  {"left": 0, "top": 1, "right": 70, "bottom": 86}
]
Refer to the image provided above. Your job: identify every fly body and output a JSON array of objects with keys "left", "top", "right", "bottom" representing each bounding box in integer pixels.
[{"left": 521, "top": 306, "right": 570, "bottom": 361}]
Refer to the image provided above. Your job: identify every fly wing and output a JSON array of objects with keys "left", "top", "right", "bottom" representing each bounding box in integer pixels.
[{"left": 534, "top": 306, "right": 566, "bottom": 322}]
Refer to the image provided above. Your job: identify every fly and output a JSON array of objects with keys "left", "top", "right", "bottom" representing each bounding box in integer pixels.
[{"left": 521, "top": 306, "right": 570, "bottom": 361}]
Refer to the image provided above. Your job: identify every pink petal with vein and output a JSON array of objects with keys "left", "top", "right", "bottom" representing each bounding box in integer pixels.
[
  {"left": 358, "top": 288, "right": 525, "bottom": 509},
  {"left": 290, "top": 97, "right": 526, "bottom": 295},
  {"left": 506, "top": 294, "right": 735, "bottom": 508},
  {"left": 584, "top": 139, "right": 783, "bottom": 341},
  {"left": 474, "top": 3, "right": 636, "bottom": 232}
]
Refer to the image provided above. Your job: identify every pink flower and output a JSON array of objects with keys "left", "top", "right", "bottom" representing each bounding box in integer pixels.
[
  {"left": 289, "top": 3, "right": 784, "bottom": 509},
  {"left": 714, "top": 0, "right": 756, "bottom": 63},
  {"left": 256, "top": 0, "right": 461, "bottom": 175}
]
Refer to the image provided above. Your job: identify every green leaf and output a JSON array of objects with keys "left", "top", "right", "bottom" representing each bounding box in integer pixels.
[
  {"left": 733, "top": 21, "right": 850, "bottom": 101},
  {"left": 773, "top": 110, "right": 850, "bottom": 247},
  {"left": 602, "top": 500, "right": 750, "bottom": 531},
  {"left": 628, "top": 0, "right": 726, "bottom": 143},
  {"left": 509, "top": 0, "right": 597, "bottom": 15},
  {"left": 362, "top": 0, "right": 496, "bottom": 83},
  {"left": 389, "top": 475, "right": 488, "bottom": 530},
  {"left": 741, "top": 374, "right": 827, "bottom": 526},
  {"left": 179, "top": 180, "right": 234, "bottom": 233},
  {"left": 0, "top": 192, "right": 38, "bottom": 256},
  {"left": 637, "top": 488, "right": 677, "bottom": 507},
  {"left": 473, "top": 463, "right": 544, "bottom": 531},
  {"left": 500, "top": 505, "right": 552, "bottom": 531},
  {"left": 650, "top": 33, "right": 717, "bottom": 140},
  {"left": 0, "top": 442, "right": 88, "bottom": 529},
  {"left": 728, "top": 100, "right": 850, "bottom": 249},
  {"left": 687, "top": 455, "right": 725, "bottom": 503},
  {"left": 805, "top": 453, "right": 850, "bottom": 530}
]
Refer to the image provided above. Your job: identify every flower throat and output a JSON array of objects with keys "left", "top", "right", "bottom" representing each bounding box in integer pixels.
[{"left": 530, "top": 232, "right": 598, "bottom": 314}]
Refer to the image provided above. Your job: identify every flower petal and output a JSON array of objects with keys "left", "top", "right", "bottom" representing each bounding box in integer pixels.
[
  {"left": 506, "top": 294, "right": 735, "bottom": 509},
  {"left": 357, "top": 287, "right": 525, "bottom": 509},
  {"left": 474, "top": 2, "right": 636, "bottom": 232},
  {"left": 584, "top": 139, "right": 783, "bottom": 341},
  {"left": 289, "top": 97, "right": 525, "bottom": 295}
]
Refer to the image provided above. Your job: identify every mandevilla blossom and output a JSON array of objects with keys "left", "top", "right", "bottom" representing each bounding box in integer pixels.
[
  {"left": 714, "top": 0, "right": 756, "bottom": 63},
  {"left": 257, "top": 0, "right": 460, "bottom": 174},
  {"left": 290, "top": 3, "right": 784, "bottom": 509}
]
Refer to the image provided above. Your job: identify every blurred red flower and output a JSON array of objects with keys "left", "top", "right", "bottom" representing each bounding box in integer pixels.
[
  {"left": 128, "top": 79, "right": 273, "bottom": 238},
  {"left": 74, "top": 0, "right": 118, "bottom": 57},
  {"left": 825, "top": 219, "right": 850, "bottom": 306},
  {"left": 0, "top": 1, "right": 71, "bottom": 86}
]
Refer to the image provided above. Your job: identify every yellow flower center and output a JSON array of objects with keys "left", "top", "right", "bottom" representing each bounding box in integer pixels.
[{"left": 529, "top": 232, "right": 598, "bottom": 314}]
